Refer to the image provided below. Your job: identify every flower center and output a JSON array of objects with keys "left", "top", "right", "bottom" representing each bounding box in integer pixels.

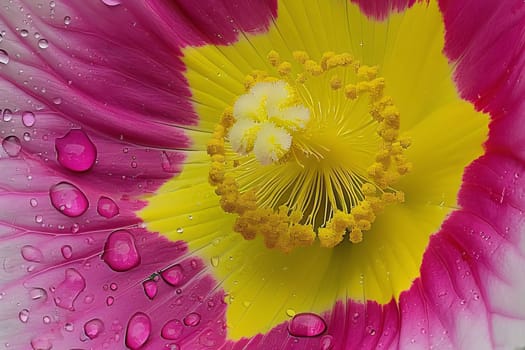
[{"left": 207, "top": 50, "right": 411, "bottom": 252}]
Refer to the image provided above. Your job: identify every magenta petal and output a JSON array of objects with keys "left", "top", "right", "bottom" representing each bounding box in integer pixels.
[{"left": 350, "top": 0, "right": 419, "bottom": 20}]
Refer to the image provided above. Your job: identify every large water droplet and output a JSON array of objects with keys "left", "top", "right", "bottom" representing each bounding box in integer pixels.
[
  {"left": 2, "top": 136, "right": 21, "bottom": 157},
  {"left": 49, "top": 182, "right": 89, "bottom": 217},
  {"left": 37, "top": 38, "right": 49, "bottom": 49},
  {"left": 55, "top": 129, "right": 97, "bottom": 172},
  {"left": 183, "top": 313, "right": 201, "bottom": 327},
  {"left": 125, "top": 312, "right": 151, "bottom": 349},
  {"left": 161, "top": 319, "right": 183, "bottom": 340},
  {"left": 142, "top": 280, "right": 157, "bottom": 300},
  {"left": 21, "top": 245, "right": 43, "bottom": 262},
  {"left": 288, "top": 313, "right": 327, "bottom": 337},
  {"left": 97, "top": 196, "right": 119, "bottom": 218},
  {"left": 84, "top": 318, "right": 105, "bottom": 339},
  {"left": 0, "top": 49, "right": 9, "bottom": 64},
  {"left": 160, "top": 264, "right": 184, "bottom": 287},
  {"left": 53, "top": 268, "right": 86, "bottom": 310},
  {"left": 19, "top": 309, "right": 30, "bottom": 323},
  {"left": 22, "top": 111, "right": 36, "bottom": 127},
  {"left": 102, "top": 230, "right": 140, "bottom": 272}
]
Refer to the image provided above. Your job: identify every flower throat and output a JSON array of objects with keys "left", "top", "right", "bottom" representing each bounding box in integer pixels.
[{"left": 207, "top": 50, "right": 411, "bottom": 252}]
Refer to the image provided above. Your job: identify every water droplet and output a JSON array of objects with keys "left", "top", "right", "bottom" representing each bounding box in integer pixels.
[
  {"left": 21, "top": 245, "right": 43, "bottom": 262},
  {"left": 30, "top": 288, "right": 47, "bottom": 302},
  {"left": 320, "top": 335, "right": 334, "bottom": 350},
  {"left": 31, "top": 337, "right": 52, "bottom": 350},
  {"left": 53, "top": 268, "right": 86, "bottom": 310},
  {"left": 2, "top": 109, "right": 13, "bottom": 122},
  {"left": 125, "top": 312, "right": 151, "bottom": 349},
  {"left": 63, "top": 16, "right": 71, "bottom": 25},
  {"left": 61, "top": 245, "right": 73, "bottom": 259},
  {"left": 161, "top": 319, "right": 183, "bottom": 340},
  {"left": 49, "top": 182, "right": 89, "bottom": 217},
  {"left": 20, "top": 29, "right": 29, "bottom": 37},
  {"left": 55, "top": 129, "right": 97, "bottom": 172},
  {"left": 183, "top": 312, "right": 201, "bottom": 327},
  {"left": 110, "top": 282, "right": 118, "bottom": 291},
  {"left": 2, "top": 136, "right": 22, "bottom": 157},
  {"left": 160, "top": 264, "right": 184, "bottom": 287},
  {"left": 0, "top": 49, "right": 9, "bottom": 64},
  {"left": 42, "top": 315, "right": 51, "bottom": 324},
  {"left": 176, "top": 227, "right": 184, "bottom": 234},
  {"left": 22, "top": 111, "right": 36, "bottom": 127},
  {"left": 106, "top": 296, "right": 114, "bottom": 306},
  {"left": 35, "top": 215, "right": 43, "bottom": 223},
  {"left": 101, "top": 0, "right": 122, "bottom": 6},
  {"left": 210, "top": 256, "right": 219, "bottom": 267},
  {"left": 64, "top": 323, "right": 74, "bottom": 332},
  {"left": 52, "top": 97, "right": 62, "bottom": 105},
  {"left": 286, "top": 309, "right": 296, "bottom": 317},
  {"left": 84, "top": 318, "right": 104, "bottom": 339},
  {"left": 97, "top": 196, "right": 119, "bottom": 218},
  {"left": 23, "top": 132, "right": 31, "bottom": 142},
  {"left": 142, "top": 280, "right": 158, "bottom": 300},
  {"left": 30, "top": 198, "right": 38, "bottom": 207},
  {"left": 38, "top": 38, "right": 49, "bottom": 49},
  {"left": 102, "top": 230, "right": 141, "bottom": 272},
  {"left": 18, "top": 309, "right": 30, "bottom": 323},
  {"left": 288, "top": 313, "right": 327, "bottom": 337}
]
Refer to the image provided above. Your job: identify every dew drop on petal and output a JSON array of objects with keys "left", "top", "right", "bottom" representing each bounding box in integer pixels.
[
  {"left": 97, "top": 196, "right": 119, "bottom": 218},
  {"left": 53, "top": 268, "right": 86, "bottom": 310},
  {"left": 31, "top": 337, "right": 52, "bottom": 350},
  {"left": 18, "top": 308, "right": 30, "bottom": 323},
  {"left": 30, "top": 288, "right": 47, "bottom": 302},
  {"left": 63, "top": 16, "right": 71, "bottom": 25},
  {"left": 2, "top": 109, "right": 13, "bottom": 122},
  {"left": 102, "top": 230, "right": 140, "bottom": 272},
  {"left": 21, "top": 245, "right": 43, "bottom": 262},
  {"left": 161, "top": 319, "right": 183, "bottom": 340},
  {"left": 106, "top": 296, "right": 114, "bottom": 306},
  {"left": 0, "top": 49, "right": 9, "bottom": 64},
  {"left": 320, "top": 335, "right": 334, "bottom": 350},
  {"left": 84, "top": 318, "right": 105, "bottom": 339},
  {"left": 37, "top": 38, "right": 49, "bottom": 49},
  {"left": 2, "top": 136, "right": 22, "bottom": 157},
  {"left": 49, "top": 182, "right": 89, "bottom": 217},
  {"left": 22, "top": 111, "right": 36, "bottom": 127},
  {"left": 288, "top": 313, "right": 327, "bottom": 337},
  {"left": 55, "top": 129, "right": 97, "bottom": 172},
  {"left": 61, "top": 245, "right": 73, "bottom": 259},
  {"left": 125, "top": 312, "right": 151, "bottom": 350},
  {"left": 30, "top": 198, "right": 38, "bottom": 207},
  {"left": 160, "top": 264, "right": 184, "bottom": 287},
  {"left": 20, "top": 29, "right": 29, "bottom": 37},
  {"left": 142, "top": 280, "right": 157, "bottom": 300},
  {"left": 52, "top": 97, "right": 62, "bottom": 105},
  {"left": 183, "top": 313, "right": 201, "bottom": 327},
  {"left": 101, "top": 0, "right": 122, "bottom": 6}
]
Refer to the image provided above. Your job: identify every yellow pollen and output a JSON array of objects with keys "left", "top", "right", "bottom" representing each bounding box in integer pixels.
[{"left": 207, "top": 50, "right": 411, "bottom": 252}]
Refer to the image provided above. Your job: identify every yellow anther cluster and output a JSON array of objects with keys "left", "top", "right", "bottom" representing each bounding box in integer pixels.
[{"left": 207, "top": 49, "right": 411, "bottom": 252}]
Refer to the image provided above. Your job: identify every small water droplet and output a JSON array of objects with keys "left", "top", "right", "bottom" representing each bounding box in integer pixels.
[
  {"left": 61, "top": 245, "right": 73, "bottom": 259},
  {"left": 20, "top": 29, "right": 29, "bottom": 37},
  {"left": 106, "top": 296, "right": 114, "bottom": 306},
  {"left": 35, "top": 215, "right": 43, "bottom": 223},
  {"left": 84, "top": 318, "right": 104, "bottom": 339},
  {"left": 320, "top": 335, "right": 334, "bottom": 350},
  {"left": 30, "top": 198, "right": 38, "bottom": 207},
  {"left": 52, "top": 97, "right": 62, "bottom": 105},
  {"left": 183, "top": 312, "right": 201, "bottom": 327},
  {"left": 101, "top": 0, "right": 122, "bottom": 5},
  {"left": 210, "top": 256, "right": 219, "bottom": 267},
  {"left": 160, "top": 264, "right": 184, "bottom": 287},
  {"left": 30, "top": 337, "right": 52, "bottom": 350},
  {"left": 63, "top": 16, "right": 71, "bottom": 25},
  {"left": 23, "top": 132, "right": 31, "bottom": 141},
  {"left": 42, "top": 315, "right": 51, "bottom": 324},
  {"left": 0, "top": 49, "right": 9, "bottom": 64},
  {"left": 288, "top": 313, "right": 327, "bottom": 337},
  {"left": 110, "top": 283, "right": 118, "bottom": 291},
  {"left": 21, "top": 245, "right": 43, "bottom": 262},
  {"left": 161, "top": 319, "right": 183, "bottom": 340},
  {"left": 55, "top": 129, "right": 97, "bottom": 172},
  {"left": 97, "top": 196, "right": 119, "bottom": 218},
  {"left": 64, "top": 323, "right": 74, "bottom": 332},
  {"left": 142, "top": 280, "right": 158, "bottom": 300},
  {"left": 30, "top": 288, "right": 47, "bottom": 302},
  {"left": 2, "top": 136, "right": 22, "bottom": 157},
  {"left": 37, "top": 38, "right": 49, "bottom": 49},
  {"left": 18, "top": 309, "right": 30, "bottom": 323},
  {"left": 53, "top": 268, "right": 85, "bottom": 310},
  {"left": 125, "top": 312, "right": 151, "bottom": 349},
  {"left": 22, "top": 111, "right": 36, "bottom": 127},
  {"left": 49, "top": 182, "right": 89, "bottom": 217},
  {"left": 176, "top": 227, "right": 184, "bottom": 234},
  {"left": 102, "top": 230, "right": 141, "bottom": 272},
  {"left": 2, "top": 109, "right": 13, "bottom": 122},
  {"left": 286, "top": 309, "right": 296, "bottom": 317}
]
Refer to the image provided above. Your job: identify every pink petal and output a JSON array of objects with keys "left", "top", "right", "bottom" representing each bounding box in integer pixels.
[{"left": 350, "top": 0, "right": 420, "bottom": 20}]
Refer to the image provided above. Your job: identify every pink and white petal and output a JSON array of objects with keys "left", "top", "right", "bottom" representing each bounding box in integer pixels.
[{"left": 439, "top": 0, "right": 525, "bottom": 115}]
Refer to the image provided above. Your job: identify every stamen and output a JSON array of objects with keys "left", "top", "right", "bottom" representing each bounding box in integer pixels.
[{"left": 207, "top": 50, "right": 411, "bottom": 252}]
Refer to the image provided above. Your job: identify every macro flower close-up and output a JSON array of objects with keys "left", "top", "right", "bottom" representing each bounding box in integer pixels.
[{"left": 1, "top": 0, "right": 525, "bottom": 349}]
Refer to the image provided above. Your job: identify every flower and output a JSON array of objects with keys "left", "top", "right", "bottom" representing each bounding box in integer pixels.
[{"left": 0, "top": 0, "right": 524, "bottom": 349}]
